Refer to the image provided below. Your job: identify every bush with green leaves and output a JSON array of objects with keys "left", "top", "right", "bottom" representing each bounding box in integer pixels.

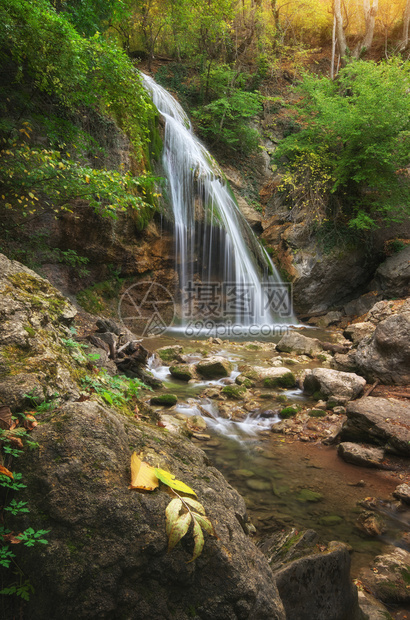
[
  {"left": 0, "top": 0, "right": 161, "bottom": 225},
  {"left": 192, "top": 65, "right": 263, "bottom": 155},
  {"left": 275, "top": 58, "right": 410, "bottom": 230}
]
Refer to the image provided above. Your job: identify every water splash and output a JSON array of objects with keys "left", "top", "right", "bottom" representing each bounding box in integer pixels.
[{"left": 142, "top": 73, "right": 295, "bottom": 332}]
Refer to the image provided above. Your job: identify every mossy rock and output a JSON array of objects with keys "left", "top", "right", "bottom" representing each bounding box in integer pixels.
[
  {"left": 157, "top": 346, "right": 183, "bottom": 363},
  {"left": 235, "top": 375, "right": 254, "bottom": 389},
  {"left": 280, "top": 406, "right": 299, "bottom": 419},
  {"left": 296, "top": 489, "right": 323, "bottom": 503},
  {"left": 150, "top": 394, "right": 178, "bottom": 407},
  {"left": 169, "top": 365, "right": 193, "bottom": 382},
  {"left": 309, "top": 409, "right": 327, "bottom": 418},
  {"left": 263, "top": 372, "right": 295, "bottom": 389},
  {"left": 319, "top": 515, "right": 343, "bottom": 526},
  {"left": 221, "top": 385, "right": 246, "bottom": 400},
  {"left": 276, "top": 394, "right": 288, "bottom": 404}
]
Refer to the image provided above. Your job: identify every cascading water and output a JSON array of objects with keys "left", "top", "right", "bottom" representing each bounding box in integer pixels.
[{"left": 142, "top": 73, "right": 295, "bottom": 335}]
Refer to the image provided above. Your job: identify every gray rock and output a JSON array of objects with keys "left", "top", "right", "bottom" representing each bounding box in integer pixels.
[
  {"left": 343, "top": 292, "right": 381, "bottom": 318},
  {"left": 13, "top": 401, "right": 286, "bottom": 620},
  {"left": 276, "top": 331, "right": 322, "bottom": 357},
  {"left": 343, "top": 322, "right": 376, "bottom": 345},
  {"left": 274, "top": 540, "right": 362, "bottom": 620},
  {"left": 393, "top": 483, "right": 410, "bottom": 505},
  {"left": 331, "top": 351, "right": 359, "bottom": 372},
  {"left": 354, "top": 311, "right": 410, "bottom": 384},
  {"left": 338, "top": 442, "right": 385, "bottom": 468},
  {"left": 357, "top": 590, "right": 393, "bottom": 620},
  {"left": 359, "top": 547, "right": 410, "bottom": 605},
  {"left": 370, "top": 245, "right": 410, "bottom": 297},
  {"left": 341, "top": 397, "right": 410, "bottom": 456},
  {"left": 303, "top": 368, "right": 366, "bottom": 404},
  {"left": 196, "top": 356, "right": 233, "bottom": 379}
]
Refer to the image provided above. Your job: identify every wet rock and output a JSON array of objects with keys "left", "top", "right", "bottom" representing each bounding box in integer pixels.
[
  {"left": 343, "top": 322, "right": 376, "bottom": 345},
  {"left": 221, "top": 384, "right": 246, "bottom": 399},
  {"left": 169, "top": 364, "right": 196, "bottom": 382},
  {"left": 338, "top": 442, "right": 385, "bottom": 468},
  {"left": 273, "top": 540, "right": 361, "bottom": 620},
  {"left": 186, "top": 415, "right": 207, "bottom": 433},
  {"left": 357, "top": 590, "right": 393, "bottom": 620},
  {"left": 356, "top": 512, "right": 386, "bottom": 537},
  {"left": 246, "top": 478, "right": 272, "bottom": 491},
  {"left": 196, "top": 356, "right": 233, "bottom": 379},
  {"left": 156, "top": 345, "right": 184, "bottom": 363},
  {"left": 14, "top": 401, "right": 286, "bottom": 620},
  {"left": 341, "top": 397, "right": 410, "bottom": 456},
  {"left": 358, "top": 547, "right": 410, "bottom": 605},
  {"left": 370, "top": 245, "right": 410, "bottom": 298},
  {"left": 354, "top": 309, "right": 410, "bottom": 384},
  {"left": 276, "top": 331, "right": 322, "bottom": 357},
  {"left": 303, "top": 368, "right": 366, "bottom": 404},
  {"left": 393, "top": 484, "right": 410, "bottom": 505},
  {"left": 240, "top": 366, "right": 296, "bottom": 389},
  {"left": 150, "top": 394, "right": 178, "bottom": 407},
  {"left": 297, "top": 489, "right": 323, "bottom": 502}
]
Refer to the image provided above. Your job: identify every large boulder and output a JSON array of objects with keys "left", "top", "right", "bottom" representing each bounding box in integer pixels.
[
  {"left": 341, "top": 397, "right": 410, "bottom": 456},
  {"left": 303, "top": 368, "right": 366, "bottom": 404},
  {"left": 261, "top": 529, "right": 362, "bottom": 620},
  {"left": 358, "top": 547, "right": 410, "bottom": 605},
  {"left": 337, "top": 442, "right": 385, "bottom": 468},
  {"left": 238, "top": 366, "right": 296, "bottom": 388},
  {"left": 196, "top": 356, "right": 233, "bottom": 379},
  {"left": 12, "top": 401, "right": 286, "bottom": 620},
  {"left": 276, "top": 331, "right": 322, "bottom": 357},
  {"left": 370, "top": 245, "right": 410, "bottom": 298},
  {"left": 354, "top": 308, "right": 410, "bottom": 384}
]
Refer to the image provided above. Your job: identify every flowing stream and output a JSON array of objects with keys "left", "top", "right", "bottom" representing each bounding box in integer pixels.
[{"left": 141, "top": 73, "right": 295, "bottom": 333}]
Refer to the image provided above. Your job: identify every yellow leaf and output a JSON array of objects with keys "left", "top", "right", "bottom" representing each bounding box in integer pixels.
[
  {"left": 129, "top": 452, "right": 159, "bottom": 491},
  {"left": 85, "top": 175, "right": 90, "bottom": 184}
]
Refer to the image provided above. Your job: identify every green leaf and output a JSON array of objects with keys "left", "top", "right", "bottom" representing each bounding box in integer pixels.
[
  {"left": 183, "top": 497, "right": 206, "bottom": 515},
  {"left": 168, "top": 512, "right": 192, "bottom": 551},
  {"left": 165, "top": 498, "right": 182, "bottom": 536},
  {"left": 154, "top": 468, "right": 197, "bottom": 496},
  {"left": 188, "top": 518, "right": 204, "bottom": 563},
  {"left": 102, "top": 391, "right": 113, "bottom": 405},
  {"left": 193, "top": 514, "right": 216, "bottom": 537}
]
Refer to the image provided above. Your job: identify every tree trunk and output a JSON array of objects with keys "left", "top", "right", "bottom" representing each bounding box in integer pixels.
[
  {"left": 354, "top": 0, "right": 378, "bottom": 56},
  {"left": 401, "top": 0, "right": 410, "bottom": 49},
  {"left": 331, "top": 14, "right": 337, "bottom": 79},
  {"left": 333, "top": 0, "right": 347, "bottom": 59}
]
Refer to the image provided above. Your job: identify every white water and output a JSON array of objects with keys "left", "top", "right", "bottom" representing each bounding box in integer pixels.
[{"left": 141, "top": 73, "right": 296, "bottom": 331}]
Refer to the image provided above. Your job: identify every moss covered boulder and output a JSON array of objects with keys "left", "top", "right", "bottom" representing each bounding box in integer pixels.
[{"left": 196, "top": 356, "right": 233, "bottom": 379}]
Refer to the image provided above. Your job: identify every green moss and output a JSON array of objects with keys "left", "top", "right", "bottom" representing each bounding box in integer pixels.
[
  {"left": 401, "top": 569, "right": 410, "bottom": 585},
  {"left": 280, "top": 406, "right": 298, "bottom": 419},
  {"left": 297, "top": 489, "right": 323, "bottom": 503},
  {"left": 150, "top": 394, "right": 178, "bottom": 407},
  {"left": 169, "top": 365, "right": 192, "bottom": 381},
  {"left": 235, "top": 375, "right": 254, "bottom": 388},
  {"left": 263, "top": 372, "right": 295, "bottom": 389},
  {"left": 158, "top": 348, "right": 183, "bottom": 363},
  {"left": 319, "top": 515, "right": 343, "bottom": 526},
  {"left": 221, "top": 385, "right": 246, "bottom": 399},
  {"left": 309, "top": 409, "right": 326, "bottom": 417},
  {"left": 24, "top": 325, "right": 36, "bottom": 338}
]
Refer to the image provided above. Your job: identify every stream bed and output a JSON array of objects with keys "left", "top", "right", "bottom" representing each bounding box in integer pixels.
[{"left": 142, "top": 333, "right": 410, "bottom": 579}]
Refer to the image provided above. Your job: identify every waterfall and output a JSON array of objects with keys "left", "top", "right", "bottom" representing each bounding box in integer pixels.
[{"left": 141, "top": 73, "right": 295, "bottom": 336}]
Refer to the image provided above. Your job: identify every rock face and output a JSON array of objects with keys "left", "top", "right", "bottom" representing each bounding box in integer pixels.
[
  {"left": 302, "top": 368, "right": 366, "bottom": 404},
  {"left": 337, "top": 442, "right": 385, "bottom": 468},
  {"left": 13, "top": 401, "right": 286, "bottom": 620},
  {"left": 276, "top": 331, "right": 322, "bottom": 357},
  {"left": 260, "top": 529, "right": 362, "bottom": 620},
  {"left": 370, "top": 245, "right": 410, "bottom": 298},
  {"left": 354, "top": 307, "right": 410, "bottom": 384},
  {"left": 359, "top": 547, "right": 410, "bottom": 605},
  {"left": 0, "top": 254, "right": 80, "bottom": 410},
  {"left": 341, "top": 397, "right": 410, "bottom": 456}
]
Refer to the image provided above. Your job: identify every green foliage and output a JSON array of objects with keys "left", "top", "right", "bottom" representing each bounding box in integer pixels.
[
  {"left": 81, "top": 370, "right": 148, "bottom": 408},
  {"left": 0, "top": 0, "right": 161, "bottom": 226},
  {"left": 192, "top": 65, "right": 262, "bottom": 154},
  {"left": 0, "top": 414, "right": 49, "bottom": 601},
  {"left": 275, "top": 59, "right": 410, "bottom": 230}
]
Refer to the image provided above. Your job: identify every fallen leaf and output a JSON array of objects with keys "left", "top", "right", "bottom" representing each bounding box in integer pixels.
[
  {"left": 8, "top": 436, "right": 23, "bottom": 450},
  {"left": 193, "top": 514, "right": 216, "bottom": 537},
  {"left": 154, "top": 468, "right": 197, "bottom": 496},
  {"left": 183, "top": 497, "right": 206, "bottom": 515},
  {"left": 0, "top": 406, "right": 12, "bottom": 430},
  {"left": 23, "top": 414, "right": 37, "bottom": 431},
  {"left": 129, "top": 452, "right": 159, "bottom": 491},
  {"left": 0, "top": 466, "right": 13, "bottom": 480},
  {"left": 2, "top": 533, "right": 21, "bottom": 544},
  {"left": 165, "top": 498, "right": 183, "bottom": 536},
  {"left": 168, "top": 512, "right": 192, "bottom": 551},
  {"left": 187, "top": 518, "right": 204, "bottom": 563}
]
